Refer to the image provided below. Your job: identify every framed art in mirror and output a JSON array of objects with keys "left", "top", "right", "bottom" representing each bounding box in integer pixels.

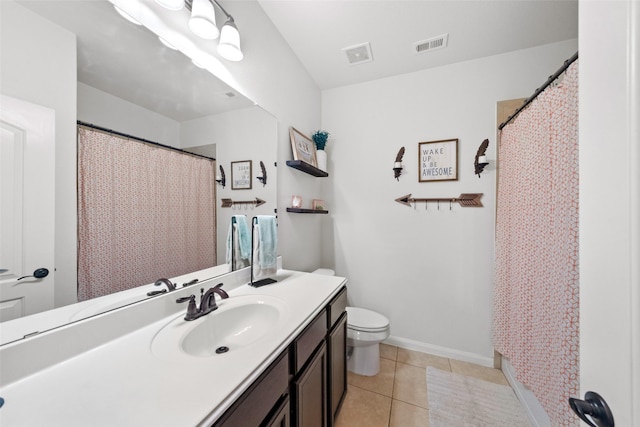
[
  {"left": 231, "top": 160, "right": 253, "bottom": 190},
  {"left": 289, "top": 127, "right": 318, "bottom": 168}
]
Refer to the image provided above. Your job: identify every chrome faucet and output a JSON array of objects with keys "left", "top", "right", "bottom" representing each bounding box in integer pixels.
[{"left": 176, "top": 283, "right": 229, "bottom": 321}]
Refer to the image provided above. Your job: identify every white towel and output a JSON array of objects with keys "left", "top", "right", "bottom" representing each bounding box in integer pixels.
[{"left": 226, "top": 215, "right": 251, "bottom": 270}]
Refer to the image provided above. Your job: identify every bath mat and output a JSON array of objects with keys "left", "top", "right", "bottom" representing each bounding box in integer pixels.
[{"left": 427, "top": 367, "right": 531, "bottom": 427}]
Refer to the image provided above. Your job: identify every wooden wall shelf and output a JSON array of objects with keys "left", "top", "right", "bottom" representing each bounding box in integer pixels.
[
  {"left": 287, "top": 208, "right": 329, "bottom": 214},
  {"left": 286, "top": 160, "right": 328, "bottom": 177}
]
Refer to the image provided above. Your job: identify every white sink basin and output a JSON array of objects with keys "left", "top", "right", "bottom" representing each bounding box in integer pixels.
[{"left": 151, "top": 295, "right": 290, "bottom": 360}]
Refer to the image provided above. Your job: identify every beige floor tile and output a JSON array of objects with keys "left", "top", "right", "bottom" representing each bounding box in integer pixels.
[
  {"left": 347, "top": 357, "right": 396, "bottom": 397},
  {"left": 380, "top": 343, "right": 398, "bottom": 361},
  {"left": 396, "top": 348, "right": 451, "bottom": 371},
  {"left": 393, "top": 362, "right": 428, "bottom": 409},
  {"left": 389, "top": 399, "right": 430, "bottom": 427},
  {"left": 334, "top": 385, "right": 392, "bottom": 427},
  {"left": 449, "top": 359, "right": 509, "bottom": 386}
]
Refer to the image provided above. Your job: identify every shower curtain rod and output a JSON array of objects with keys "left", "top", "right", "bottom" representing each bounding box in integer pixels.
[
  {"left": 77, "top": 121, "right": 216, "bottom": 161},
  {"left": 498, "top": 51, "right": 578, "bottom": 131}
]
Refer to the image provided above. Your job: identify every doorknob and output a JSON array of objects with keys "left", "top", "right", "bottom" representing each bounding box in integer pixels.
[
  {"left": 569, "top": 391, "right": 614, "bottom": 427},
  {"left": 17, "top": 268, "right": 49, "bottom": 281}
]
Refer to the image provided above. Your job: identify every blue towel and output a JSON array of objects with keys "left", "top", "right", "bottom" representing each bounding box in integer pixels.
[
  {"left": 226, "top": 215, "right": 251, "bottom": 265},
  {"left": 256, "top": 215, "right": 277, "bottom": 269}
]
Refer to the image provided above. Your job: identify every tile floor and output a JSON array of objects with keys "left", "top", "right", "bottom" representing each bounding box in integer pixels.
[{"left": 334, "top": 344, "right": 510, "bottom": 427}]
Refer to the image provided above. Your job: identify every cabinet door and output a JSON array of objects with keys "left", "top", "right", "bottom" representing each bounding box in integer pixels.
[
  {"left": 294, "top": 342, "right": 327, "bottom": 427},
  {"left": 264, "top": 395, "right": 290, "bottom": 427},
  {"left": 328, "top": 313, "right": 347, "bottom": 425}
]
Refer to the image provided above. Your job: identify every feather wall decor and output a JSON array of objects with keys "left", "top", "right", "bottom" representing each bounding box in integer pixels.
[
  {"left": 216, "top": 164, "right": 226, "bottom": 188},
  {"left": 257, "top": 161, "right": 267, "bottom": 186},
  {"left": 393, "top": 146, "right": 405, "bottom": 180},
  {"left": 474, "top": 139, "right": 490, "bottom": 177}
]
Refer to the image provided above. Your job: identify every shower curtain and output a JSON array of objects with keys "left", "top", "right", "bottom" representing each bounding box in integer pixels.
[
  {"left": 493, "top": 61, "right": 579, "bottom": 426},
  {"left": 77, "top": 127, "right": 216, "bottom": 301}
]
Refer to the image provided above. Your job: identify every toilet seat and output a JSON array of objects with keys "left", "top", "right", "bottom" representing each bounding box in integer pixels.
[{"left": 346, "top": 307, "right": 389, "bottom": 333}]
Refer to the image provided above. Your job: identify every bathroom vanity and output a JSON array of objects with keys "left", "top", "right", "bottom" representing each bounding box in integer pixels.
[{"left": 0, "top": 268, "right": 347, "bottom": 426}]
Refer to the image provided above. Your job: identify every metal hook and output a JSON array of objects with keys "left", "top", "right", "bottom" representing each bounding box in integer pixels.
[
  {"left": 437, "top": 200, "right": 440, "bottom": 211},
  {"left": 450, "top": 200, "right": 452, "bottom": 211}
]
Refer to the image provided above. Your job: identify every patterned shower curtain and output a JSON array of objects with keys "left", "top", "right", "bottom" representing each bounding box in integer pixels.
[
  {"left": 77, "top": 127, "right": 216, "bottom": 301},
  {"left": 493, "top": 61, "right": 579, "bottom": 426}
]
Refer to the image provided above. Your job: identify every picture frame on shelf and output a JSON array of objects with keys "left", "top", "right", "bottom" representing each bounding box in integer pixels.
[
  {"left": 291, "top": 195, "right": 303, "bottom": 208},
  {"left": 231, "top": 160, "right": 252, "bottom": 190},
  {"left": 312, "top": 199, "right": 325, "bottom": 210},
  {"left": 289, "top": 127, "right": 318, "bottom": 168},
  {"left": 418, "top": 139, "right": 458, "bottom": 182}
]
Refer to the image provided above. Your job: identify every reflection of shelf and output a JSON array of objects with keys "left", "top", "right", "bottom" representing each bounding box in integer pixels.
[
  {"left": 286, "top": 160, "right": 328, "bottom": 177},
  {"left": 286, "top": 208, "right": 329, "bottom": 214}
]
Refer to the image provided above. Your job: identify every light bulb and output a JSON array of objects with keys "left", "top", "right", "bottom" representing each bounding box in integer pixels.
[{"left": 188, "top": 0, "right": 219, "bottom": 40}]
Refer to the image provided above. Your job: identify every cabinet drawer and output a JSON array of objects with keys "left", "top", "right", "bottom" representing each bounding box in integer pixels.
[
  {"left": 294, "top": 310, "right": 327, "bottom": 373},
  {"left": 327, "top": 287, "right": 347, "bottom": 329},
  {"left": 214, "top": 349, "right": 289, "bottom": 427}
]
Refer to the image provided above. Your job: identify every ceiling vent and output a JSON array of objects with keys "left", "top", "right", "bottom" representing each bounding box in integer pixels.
[
  {"left": 414, "top": 34, "right": 449, "bottom": 54},
  {"left": 342, "top": 42, "right": 373, "bottom": 65}
]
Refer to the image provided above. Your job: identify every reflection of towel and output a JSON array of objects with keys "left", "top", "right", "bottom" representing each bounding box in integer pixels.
[
  {"left": 252, "top": 215, "right": 278, "bottom": 279},
  {"left": 226, "top": 215, "right": 251, "bottom": 268}
]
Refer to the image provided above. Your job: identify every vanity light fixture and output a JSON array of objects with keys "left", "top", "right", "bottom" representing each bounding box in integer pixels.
[
  {"left": 154, "top": 0, "right": 244, "bottom": 61},
  {"left": 188, "top": 0, "right": 219, "bottom": 40}
]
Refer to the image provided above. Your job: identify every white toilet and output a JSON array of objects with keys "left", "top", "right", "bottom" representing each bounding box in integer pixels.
[
  {"left": 312, "top": 268, "right": 391, "bottom": 376},
  {"left": 345, "top": 306, "right": 390, "bottom": 376}
]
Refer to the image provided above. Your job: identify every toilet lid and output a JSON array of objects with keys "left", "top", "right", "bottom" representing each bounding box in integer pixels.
[{"left": 346, "top": 307, "right": 389, "bottom": 332}]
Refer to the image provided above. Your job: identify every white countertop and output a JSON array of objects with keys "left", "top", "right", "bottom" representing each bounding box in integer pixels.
[{"left": 0, "top": 270, "right": 347, "bottom": 426}]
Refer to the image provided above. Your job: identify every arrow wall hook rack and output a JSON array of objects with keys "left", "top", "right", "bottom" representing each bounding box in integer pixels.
[
  {"left": 221, "top": 197, "right": 267, "bottom": 208},
  {"left": 395, "top": 193, "right": 484, "bottom": 208}
]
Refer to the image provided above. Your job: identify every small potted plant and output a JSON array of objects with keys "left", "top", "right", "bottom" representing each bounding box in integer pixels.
[{"left": 311, "top": 130, "right": 329, "bottom": 171}]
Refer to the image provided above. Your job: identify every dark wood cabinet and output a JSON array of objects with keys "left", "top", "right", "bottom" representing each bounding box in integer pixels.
[
  {"left": 294, "top": 342, "right": 327, "bottom": 427},
  {"left": 213, "top": 350, "right": 289, "bottom": 427},
  {"left": 213, "top": 286, "right": 347, "bottom": 427},
  {"left": 328, "top": 313, "right": 347, "bottom": 425},
  {"left": 265, "top": 396, "right": 290, "bottom": 427}
]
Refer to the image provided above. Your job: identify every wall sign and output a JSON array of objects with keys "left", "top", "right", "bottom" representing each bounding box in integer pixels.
[
  {"left": 231, "top": 160, "right": 252, "bottom": 190},
  {"left": 418, "top": 139, "right": 458, "bottom": 182}
]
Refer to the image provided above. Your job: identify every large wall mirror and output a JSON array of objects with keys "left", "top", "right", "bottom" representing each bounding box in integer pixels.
[{"left": 0, "top": 0, "right": 277, "bottom": 344}]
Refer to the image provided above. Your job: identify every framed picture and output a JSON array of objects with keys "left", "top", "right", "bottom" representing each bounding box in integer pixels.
[
  {"left": 289, "top": 127, "right": 318, "bottom": 168},
  {"left": 231, "top": 160, "right": 252, "bottom": 190},
  {"left": 312, "top": 199, "right": 325, "bottom": 210},
  {"left": 291, "top": 195, "right": 303, "bottom": 208},
  {"left": 418, "top": 139, "right": 458, "bottom": 182}
]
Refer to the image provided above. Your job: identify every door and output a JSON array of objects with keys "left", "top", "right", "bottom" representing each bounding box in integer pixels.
[
  {"left": 0, "top": 94, "right": 55, "bottom": 321},
  {"left": 578, "top": 0, "right": 639, "bottom": 425}
]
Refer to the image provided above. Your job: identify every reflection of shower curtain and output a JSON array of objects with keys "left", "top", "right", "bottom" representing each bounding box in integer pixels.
[
  {"left": 77, "top": 127, "right": 216, "bottom": 301},
  {"left": 493, "top": 61, "right": 579, "bottom": 426}
]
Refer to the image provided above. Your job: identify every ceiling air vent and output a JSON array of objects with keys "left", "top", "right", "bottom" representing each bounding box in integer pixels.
[
  {"left": 414, "top": 34, "right": 449, "bottom": 54},
  {"left": 342, "top": 42, "right": 373, "bottom": 65}
]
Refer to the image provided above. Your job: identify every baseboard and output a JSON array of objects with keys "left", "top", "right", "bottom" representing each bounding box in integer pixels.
[
  {"left": 384, "top": 335, "right": 494, "bottom": 367},
  {"left": 501, "top": 358, "right": 551, "bottom": 427}
]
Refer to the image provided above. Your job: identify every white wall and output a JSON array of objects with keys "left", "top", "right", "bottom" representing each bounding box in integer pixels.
[
  {"left": 181, "top": 106, "right": 278, "bottom": 264},
  {"left": 321, "top": 39, "right": 578, "bottom": 364},
  {"left": 77, "top": 83, "right": 180, "bottom": 147},
  {"left": 0, "top": 1, "right": 78, "bottom": 307}
]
